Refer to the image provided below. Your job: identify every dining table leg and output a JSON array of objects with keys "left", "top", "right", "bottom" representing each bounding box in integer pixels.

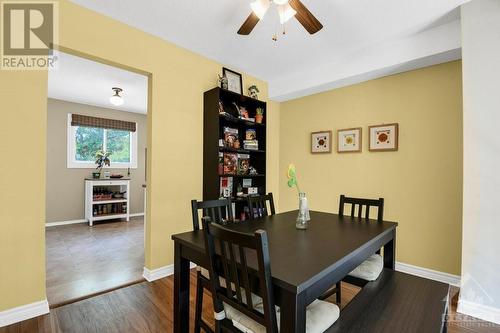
[
  {"left": 279, "top": 289, "right": 307, "bottom": 332},
  {"left": 384, "top": 229, "right": 396, "bottom": 269},
  {"left": 174, "top": 242, "right": 190, "bottom": 333}
]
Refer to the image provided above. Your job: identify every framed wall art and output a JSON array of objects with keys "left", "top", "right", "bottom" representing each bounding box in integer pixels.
[
  {"left": 222, "top": 67, "right": 243, "bottom": 94},
  {"left": 369, "top": 123, "right": 399, "bottom": 151},
  {"left": 311, "top": 130, "right": 332, "bottom": 154},
  {"left": 337, "top": 127, "right": 362, "bottom": 153}
]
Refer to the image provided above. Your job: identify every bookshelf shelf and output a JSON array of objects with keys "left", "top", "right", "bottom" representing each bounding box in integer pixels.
[
  {"left": 218, "top": 147, "right": 265, "bottom": 154},
  {"left": 219, "top": 174, "right": 265, "bottom": 178},
  {"left": 204, "top": 87, "right": 267, "bottom": 220},
  {"left": 219, "top": 114, "right": 266, "bottom": 127}
]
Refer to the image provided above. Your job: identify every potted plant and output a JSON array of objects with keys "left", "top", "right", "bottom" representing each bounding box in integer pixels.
[
  {"left": 94, "top": 150, "right": 111, "bottom": 179},
  {"left": 255, "top": 107, "right": 264, "bottom": 124}
]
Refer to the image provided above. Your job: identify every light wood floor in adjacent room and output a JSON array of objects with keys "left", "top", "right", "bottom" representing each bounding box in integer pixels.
[
  {"left": 45, "top": 217, "right": 145, "bottom": 307},
  {"left": 2, "top": 270, "right": 499, "bottom": 333}
]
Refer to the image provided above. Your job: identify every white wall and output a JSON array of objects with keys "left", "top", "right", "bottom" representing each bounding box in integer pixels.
[{"left": 459, "top": 0, "right": 500, "bottom": 324}]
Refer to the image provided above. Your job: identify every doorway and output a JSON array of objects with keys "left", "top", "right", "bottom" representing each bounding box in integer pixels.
[{"left": 45, "top": 50, "right": 149, "bottom": 307}]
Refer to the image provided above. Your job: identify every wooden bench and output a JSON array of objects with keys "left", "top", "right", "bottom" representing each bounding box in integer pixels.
[{"left": 327, "top": 269, "right": 450, "bottom": 333}]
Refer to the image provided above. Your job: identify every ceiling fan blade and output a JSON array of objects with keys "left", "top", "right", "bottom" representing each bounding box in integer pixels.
[
  {"left": 238, "top": 12, "right": 260, "bottom": 35},
  {"left": 289, "top": 0, "right": 323, "bottom": 34}
]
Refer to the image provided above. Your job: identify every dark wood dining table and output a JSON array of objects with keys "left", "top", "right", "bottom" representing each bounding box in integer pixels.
[{"left": 172, "top": 210, "right": 398, "bottom": 333}]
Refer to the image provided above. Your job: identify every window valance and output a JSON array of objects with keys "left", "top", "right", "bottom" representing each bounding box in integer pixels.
[{"left": 71, "top": 114, "right": 136, "bottom": 132}]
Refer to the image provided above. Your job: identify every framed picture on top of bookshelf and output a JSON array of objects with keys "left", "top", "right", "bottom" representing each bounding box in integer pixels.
[{"left": 223, "top": 67, "right": 243, "bottom": 94}]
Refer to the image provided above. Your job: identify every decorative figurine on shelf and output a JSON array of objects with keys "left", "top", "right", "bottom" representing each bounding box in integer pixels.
[
  {"left": 239, "top": 106, "right": 249, "bottom": 119},
  {"left": 249, "top": 166, "right": 258, "bottom": 175},
  {"left": 237, "top": 183, "right": 244, "bottom": 197},
  {"left": 287, "top": 164, "right": 310, "bottom": 229},
  {"left": 218, "top": 74, "right": 228, "bottom": 90},
  {"left": 255, "top": 107, "right": 264, "bottom": 124},
  {"left": 248, "top": 85, "right": 259, "bottom": 99},
  {"left": 218, "top": 100, "right": 225, "bottom": 114},
  {"left": 94, "top": 150, "right": 111, "bottom": 179},
  {"left": 234, "top": 139, "right": 241, "bottom": 149}
]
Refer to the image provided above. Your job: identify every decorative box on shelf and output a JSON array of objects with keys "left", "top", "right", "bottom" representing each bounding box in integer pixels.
[{"left": 84, "top": 178, "right": 130, "bottom": 226}]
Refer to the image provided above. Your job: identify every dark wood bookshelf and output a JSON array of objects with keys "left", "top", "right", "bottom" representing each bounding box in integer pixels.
[{"left": 203, "top": 87, "right": 267, "bottom": 220}]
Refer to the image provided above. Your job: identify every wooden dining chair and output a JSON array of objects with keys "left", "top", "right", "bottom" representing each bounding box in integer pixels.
[
  {"left": 201, "top": 217, "right": 340, "bottom": 333},
  {"left": 191, "top": 198, "right": 233, "bottom": 333},
  {"left": 321, "top": 195, "right": 385, "bottom": 303},
  {"left": 247, "top": 193, "right": 275, "bottom": 220},
  {"left": 338, "top": 194, "right": 384, "bottom": 222}
]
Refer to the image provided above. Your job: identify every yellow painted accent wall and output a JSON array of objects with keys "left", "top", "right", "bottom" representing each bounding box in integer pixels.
[
  {"left": 278, "top": 61, "right": 463, "bottom": 275},
  {"left": 0, "top": 1, "right": 279, "bottom": 311}
]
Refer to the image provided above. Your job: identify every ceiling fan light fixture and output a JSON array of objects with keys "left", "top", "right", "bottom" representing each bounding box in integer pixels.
[
  {"left": 250, "top": 0, "right": 270, "bottom": 19},
  {"left": 278, "top": 3, "right": 297, "bottom": 24},
  {"left": 109, "top": 87, "right": 124, "bottom": 106}
]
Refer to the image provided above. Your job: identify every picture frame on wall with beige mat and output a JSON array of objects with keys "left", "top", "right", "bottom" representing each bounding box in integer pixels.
[
  {"left": 369, "top": 123, "right": 399, "bottom": 151},
  {"left": 337, "top": 127, "right": 362, "bottom": 153},
  {"left": 311, "top": 130, "right": 332, "bottom": 154}
]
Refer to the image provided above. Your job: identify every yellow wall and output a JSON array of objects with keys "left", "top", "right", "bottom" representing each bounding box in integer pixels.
[
  {"left": 0, "top": 0, "right": 280, "bottom": 311},
  {"left": 278, "top": 61, "right": 463, "bottom": 275}
]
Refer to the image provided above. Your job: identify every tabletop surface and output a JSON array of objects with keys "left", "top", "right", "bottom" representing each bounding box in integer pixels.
[{"left": 173, "top": 210, "right": 397, "bottom": 292}]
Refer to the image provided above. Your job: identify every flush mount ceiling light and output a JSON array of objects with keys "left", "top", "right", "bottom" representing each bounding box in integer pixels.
[
  {"left": 109, "top": 87, "right": 124, "bottom": 106},
  {"left": 238, "top": 0, "right": 323, "bottom": 36}
]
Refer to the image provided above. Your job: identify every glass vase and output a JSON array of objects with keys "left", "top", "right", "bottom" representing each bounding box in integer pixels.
[{"left": 296, "top": 192, "right": 310, "bottom": 230}]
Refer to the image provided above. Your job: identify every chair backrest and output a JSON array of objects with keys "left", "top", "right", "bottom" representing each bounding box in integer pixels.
[
  {"left": 247, "top": 193, "right": 276, "bottom": 220},
  {"left": 201, "top": 217, "right": 278, "bottom": 333},
  {"left": 338, "top": 194, "right": 384, "bottom": 221},
  {"left": 191, "top": 198, "right": 233, "bottom": 230}
]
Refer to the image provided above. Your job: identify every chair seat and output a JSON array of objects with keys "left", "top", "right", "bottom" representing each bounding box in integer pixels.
[
  {"left": 224, "top": 296, "right": 339, "bottom": 333},
  {"left": 348, "top": 254, "right": 384, "bottom": 281}
]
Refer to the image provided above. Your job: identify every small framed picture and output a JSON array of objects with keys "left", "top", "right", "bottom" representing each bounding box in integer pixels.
[
  {"left": 337, "top": 127, "right": 362, "bottom": 153},
  {"left": 369, "top": 123, "right": 399, "bottom": 151},
  {"left": 223, "top": 67, "right": 243, "bottom": 94},
  {"left": 311, "top": 131, "right": 332, "bottom": 154}
]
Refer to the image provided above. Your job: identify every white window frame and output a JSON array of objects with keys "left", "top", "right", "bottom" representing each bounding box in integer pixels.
[{"left": 67, "top": 114, "right": 138, "bottom": 169}]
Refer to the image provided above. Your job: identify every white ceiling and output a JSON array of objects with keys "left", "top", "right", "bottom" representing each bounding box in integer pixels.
[
  {"left": 70, "top": 0, "right": 468, "bottom": 101},
  {"left": 48, "top": 51, "right": 148, "bottom": 114}
]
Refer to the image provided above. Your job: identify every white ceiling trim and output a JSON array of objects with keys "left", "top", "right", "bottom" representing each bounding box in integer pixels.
[{"left": 270, "top": 19, "right": 462, "bottom": 101}]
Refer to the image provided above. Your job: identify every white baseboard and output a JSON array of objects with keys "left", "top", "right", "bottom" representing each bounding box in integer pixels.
[
  {"left": 45, "top": 219, "right": 86, "bottom": 227},
  {"left": 143, "top": 263, "right": 197, "bottom": 282},
  {"left": 457, "top": 299, "right": 500, "bottom": 325},
  {"left": 45, "top": 213, "right": 144, "bottom": 227},
  {"left": 0, "top": 300, "right": 49, "bottom": 327},
  {"left": 396, "top": 261, "right": 461, "bottom": 286}
]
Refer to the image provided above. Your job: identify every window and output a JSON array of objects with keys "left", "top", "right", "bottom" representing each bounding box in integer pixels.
[{"left": 67, "top": 114, "right": 137, "bottom": 168}]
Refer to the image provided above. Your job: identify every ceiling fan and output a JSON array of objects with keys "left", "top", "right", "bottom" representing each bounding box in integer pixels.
[{"left": 237, "top": 0, "right": 323, "bottom": 35}]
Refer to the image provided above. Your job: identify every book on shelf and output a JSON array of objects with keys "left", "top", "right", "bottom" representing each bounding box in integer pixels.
[
  {"left": 243, "top": 140, "right": 259, "bottom": 150},
  {"left": 220, "top": 177, "right": 233, "bottom": 198},
  {"left": 237, "top": 154, "right": 250, "bottom": 175},
  {"left": 223, "top": 152, "right": 238, "bottom": 175},
  {"left": 245, "top": 129, "right": 257, "bottom": 140},
  {"left": 223, "top": 127, "right": 238, "bottom": 147},
  {"left": 218, "top": 152, "right": 224, "bottom": 175}
]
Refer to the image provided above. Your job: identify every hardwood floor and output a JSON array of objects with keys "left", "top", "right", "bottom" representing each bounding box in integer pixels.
[
  {"left": 2, "top": 270, "right": 499, "bottom": 333},
  {"left": 45, "top": 217, "right": 144, "bottom": 307}
]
